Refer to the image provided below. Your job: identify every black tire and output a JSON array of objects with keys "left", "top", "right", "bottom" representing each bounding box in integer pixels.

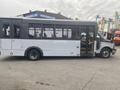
[
  {"left": 100, "top": 48, "right": 111, "bottom": 58},
  {"left": 27, "top": 49, "right": 40, "bottom": 60}
]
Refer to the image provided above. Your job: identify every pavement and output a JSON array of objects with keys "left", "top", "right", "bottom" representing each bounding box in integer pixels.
[{"left": 0, "top": 47, "right": 120, "bottom": 90}]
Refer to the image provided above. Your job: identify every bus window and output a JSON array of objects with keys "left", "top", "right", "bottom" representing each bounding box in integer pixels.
[
  {"left": 2, "top": 24, "right": 10, "bottom": 38},
  {"left": 68, "top": 25, "right": 80, "bottom": 40},
  {"left": 29, "top": 27, "right": 35, "bottom": 38},
  {"left": 35, "top": 28, "right": 42, "bottom": 38},
  {"left": 43, "top": 28, "right": 54, "bottom": 39},
  {"left": 14, "top": 25, "right": 20, "bottom": 38},
  {"left": 55, "top": 28, "right": 62, "bottom": 38},
  {"left": 28, "top": 23, "right": 43, "bottom": 39},
  {"left": 75, "top": 30, "right": 80, "bottom": 40},
  {"left": 68, "top": 29, "right": 72, "bottom": 39},
  {"left": 63, "top": 28, "right": 68, "bottom": 38}
]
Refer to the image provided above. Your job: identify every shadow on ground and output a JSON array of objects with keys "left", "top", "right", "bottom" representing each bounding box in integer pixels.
[
  {"left": 0, "top": 56, "right": 28, "bottom": 62},
  {"left": 0, "top": 56, "right": 114, "bottom": 62},
  {"left": 0, "top": 56, "right": 100, "bottom": 62}
]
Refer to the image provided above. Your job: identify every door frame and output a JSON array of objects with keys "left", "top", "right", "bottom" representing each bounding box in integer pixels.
[{"left": 80, "top": 26, "right": 95, "bottom": 57}]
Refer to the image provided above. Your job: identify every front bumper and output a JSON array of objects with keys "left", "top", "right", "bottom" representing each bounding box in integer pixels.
[{"left": 112, "top": 49, "right": 116, "bottom": 55}]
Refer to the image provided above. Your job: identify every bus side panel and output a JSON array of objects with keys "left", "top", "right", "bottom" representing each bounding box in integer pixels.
[
  {"left": 11, "top": 39, "right": 80, "bottom": 56},
  {"left": 1, "top": 39, "right": 11, "bottom": 49},
  {"left": 0, "top": 39, "right": 12, "bottom": 56},
  {"left": 41, "top": 40, "right": 80, "bottom": 56}
]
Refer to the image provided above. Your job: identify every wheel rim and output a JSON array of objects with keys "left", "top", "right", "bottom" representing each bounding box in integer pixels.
[
  {"left": 29, "top": 50, "right": 39, "bottom": 60},
  {"left": 102, "top": 50, "right": 110, "bottom": 58}
]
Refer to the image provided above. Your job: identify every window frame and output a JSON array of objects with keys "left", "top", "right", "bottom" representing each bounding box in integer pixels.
[
  {"left": 42, "top": 24, "right": 55, "bottom": 39},
  {"left": 27, "top": 23, "right": 96, "bottom": 41},
  {"left": 13, "top": 25, "right": 21, "bottom": 38},
  {"left": 2, "top": 24, "right": 11, "bottom": 38}
]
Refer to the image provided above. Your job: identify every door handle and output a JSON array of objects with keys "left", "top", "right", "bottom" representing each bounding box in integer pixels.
[{"left": 76, "top": 46, "right": 79, "bottom": 48}]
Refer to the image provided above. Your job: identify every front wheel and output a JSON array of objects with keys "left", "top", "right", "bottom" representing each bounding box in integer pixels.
[
  {"left": 100, "top": 48, "right": 111, "bottom": 58},
  {"left": 27, "top": 49, "right": 40, "bottom": 60}
]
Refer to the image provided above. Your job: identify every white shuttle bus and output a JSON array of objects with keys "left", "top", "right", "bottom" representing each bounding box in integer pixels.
[{"left": 0, "top": 17, "right": 116, "bottom": 60}]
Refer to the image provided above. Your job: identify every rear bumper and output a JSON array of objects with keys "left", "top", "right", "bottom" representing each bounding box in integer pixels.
[{"left": 112, "top": 49, "right": 116, "bottom": 55}]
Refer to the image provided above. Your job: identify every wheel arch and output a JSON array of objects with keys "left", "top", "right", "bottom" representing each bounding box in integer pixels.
[
  {"left": 101, "top": 47, "right": 112, "bottom": 52},
  {"left": 24, "top": 46, "right": 43, "bottom": 57}
]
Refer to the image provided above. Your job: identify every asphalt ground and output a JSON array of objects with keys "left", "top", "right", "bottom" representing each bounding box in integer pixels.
[{"left": 0, "top": 46, "right": 120, "bottom": 90}]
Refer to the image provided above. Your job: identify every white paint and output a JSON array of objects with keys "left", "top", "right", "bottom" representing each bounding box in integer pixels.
[
  {"left": 11, "top": 39, "right": 22, "bottom": 49},
  {"left": 1, "top": 39, "right": 11, "bottom": 49},
  {"left": 95, "top": 41, "right": 114, "bottom": 54},
  {"left": 0, "top": 39, "right": 80, "bottom": 56},
  {"left": 0, "top": 39, "right": 114, "bottom": 57}
]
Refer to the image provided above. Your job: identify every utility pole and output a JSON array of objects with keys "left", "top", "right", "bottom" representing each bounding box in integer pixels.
[
  {"left": 101, "top": 17, "right": 105, "bottom": 33},
  {"left": 115, "top": 11, "right": 119, "bottom": 30}
]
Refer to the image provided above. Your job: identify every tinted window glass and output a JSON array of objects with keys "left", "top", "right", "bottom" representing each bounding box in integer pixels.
[
  {"left": 2, "top": 24, "right": 10, "bottom": 38},
  {"left": 68, "top": 29, "right": 72, "bottom": 39},
  {"left": 35, "top": 27, "right": 42, "bottom": 38},
  {"left": 63, "top": 28, "right": 68, "bottom": 39},
  {"left": 55, "top": 25, "right": 73, "bottom": 40},
  {"left": 14, "top": 25, "right": 20, "bottom": 38},
  {"left": 43, "top": 28, "right": 54, "bottom": 38},
  {"left": 42, "top": 24, "right": 54, "bottom": 39},
  {"left": 55, "top": 28, "right": 62, "bottom": 38},
  {"left": 28, "top": 23, "right": 42, "bottom": 39},
  {"left": 29, "top": 27, "right": 35, "bottom": 38}
]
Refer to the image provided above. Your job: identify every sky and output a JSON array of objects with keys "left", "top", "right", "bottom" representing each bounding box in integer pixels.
[{"left": 0, "top": 0, "right": 120, "bottom": 20}]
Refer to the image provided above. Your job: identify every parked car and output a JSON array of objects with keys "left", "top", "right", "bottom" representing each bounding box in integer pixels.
[{"left": 113, "top": 31, "right": 120, "bottom": 45}]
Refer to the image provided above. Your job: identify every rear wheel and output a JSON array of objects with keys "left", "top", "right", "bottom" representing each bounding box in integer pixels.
[
  {"left": 27, "top": 49, "right": 40, "bottom": 60},
  {"left": 100, "top": 48, "right": 111, "bottom": 58}
]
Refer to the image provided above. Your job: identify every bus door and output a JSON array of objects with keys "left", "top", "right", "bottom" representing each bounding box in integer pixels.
[
  {"left": 80, "top": 26, "right": 95, "bottom": 57},
  {"left": 0, "top": 19, "right": 12, "bottom": 50},
  {"left": 11, "top": 20, "right": 22, "bottom": 50}
]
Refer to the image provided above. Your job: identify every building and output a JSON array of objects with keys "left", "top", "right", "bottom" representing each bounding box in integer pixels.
[
  {"left": 17, "top": 10, "right": 71, "bottom": 20},
  {"left": 114, "top": 11, "right": 120, "bottom": 30},
  {"left": 96, "top": 16, "right": 115, "bottom": 39}
]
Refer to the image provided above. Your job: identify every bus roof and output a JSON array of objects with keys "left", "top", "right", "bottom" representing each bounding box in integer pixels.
[{"left": 0, "top": 17, "right": 97, "bottom": 25}]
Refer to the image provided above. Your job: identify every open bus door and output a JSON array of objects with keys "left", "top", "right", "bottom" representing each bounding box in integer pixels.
[
  {"left": 0, "top": 19, "right": 23, "bottom": 55},
  {"left": 10, "top": 19, "right": 23, "bottom": 50},
  {"left": 80, "top": 26, "right": 95, "bottom": 57}
]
